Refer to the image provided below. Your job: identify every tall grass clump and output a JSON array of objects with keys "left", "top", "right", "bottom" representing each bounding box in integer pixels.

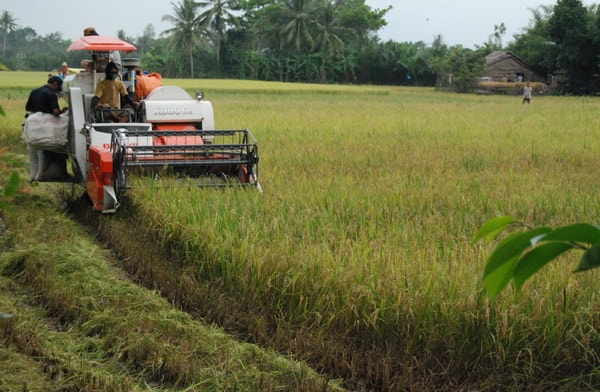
[
  {"left": 0, "top": 91, "right": 29, "bottom": 153},
  {"left": 130, "top": 86, "right": 600, "bottom": 390}
]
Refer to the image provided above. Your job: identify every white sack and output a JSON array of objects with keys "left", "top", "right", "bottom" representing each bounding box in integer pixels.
[{"left": 23, "top": 112, "right": 69, "bottom": 150}]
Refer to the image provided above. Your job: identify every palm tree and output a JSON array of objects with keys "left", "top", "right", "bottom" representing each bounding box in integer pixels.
[
  {"left": 197, "top": 0, "right": 240, "bottom": 72},
  {"left": 162, "top": 0, "right": 205, "bottom": 77},
  {"left": 314, "top": 2, "right": 346, "bottom": 55},
  {"left": 313, "top": 1, "right": 346, "bottom": 82},
  {"left": 279, "top": 0, "right": 319, "bottom": 52},
  {"left": 0, "top": 10, "right": 18, "bottom": 58},
  {"left": 135, "top": 24, "right": 157, "bottom": 55},
  {"left": 491, "top": 22, "right": 506, "bottom": 49}
]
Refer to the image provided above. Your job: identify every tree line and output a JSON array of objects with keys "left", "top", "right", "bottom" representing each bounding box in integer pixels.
[{"left": 1, "top": 0, "right": 599, "bottom": 94}]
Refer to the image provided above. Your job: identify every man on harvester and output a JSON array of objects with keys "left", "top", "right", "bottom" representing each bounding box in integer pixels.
[{"left": 91, "top": 61, "right": 139, "bottom": 123}]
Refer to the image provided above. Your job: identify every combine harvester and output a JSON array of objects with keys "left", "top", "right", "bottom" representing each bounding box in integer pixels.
[{"left": 52, "top": 34, "right": 260, "bottom": 213}]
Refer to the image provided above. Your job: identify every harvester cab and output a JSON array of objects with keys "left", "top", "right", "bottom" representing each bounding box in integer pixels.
[{"left": 49, "top": 35, "right": 260, "bottom": 213}]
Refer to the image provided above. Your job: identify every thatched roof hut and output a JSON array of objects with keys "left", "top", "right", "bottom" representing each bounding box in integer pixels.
[{"left": 484, "top": 51, "right": 547, "bottom": 83}]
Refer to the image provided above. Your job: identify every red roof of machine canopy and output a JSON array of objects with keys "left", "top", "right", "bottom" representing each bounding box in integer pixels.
[{"left": 68, "top": 35, "right": 136, "bottom": 52}]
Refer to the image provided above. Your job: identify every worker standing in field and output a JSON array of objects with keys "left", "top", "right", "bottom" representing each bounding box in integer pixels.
[
  {"left": 25, "top": 76, "right": 64, "bottom": 116},
  {"left": 522, "top": 82, "right": 533, "bottom": 104},
  {"left": 24, "top": 76, "right": 70, "bottom": 181}
]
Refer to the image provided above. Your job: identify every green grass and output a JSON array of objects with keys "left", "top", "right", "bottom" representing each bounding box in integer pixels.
[{"left": 2, "top": 71, "right": 600, "bottom": 390}]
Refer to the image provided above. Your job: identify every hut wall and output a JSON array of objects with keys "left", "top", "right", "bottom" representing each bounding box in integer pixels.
[{"left": 485, "top": 58, "right": 546, "bottom": 83}]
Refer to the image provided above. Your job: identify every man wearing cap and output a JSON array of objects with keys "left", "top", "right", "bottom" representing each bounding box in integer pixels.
[
  {"left": 83, "top": 26, "right": 121, "bottom": 70},
  {"left": 26, "top": 75, "right": 66, "bottom": 116},
  {"left": 83, "top": 26, "right": 97, "bottom": 36},
  {"left": 25, "top": 76, "right": 71, "bottom": 181}
]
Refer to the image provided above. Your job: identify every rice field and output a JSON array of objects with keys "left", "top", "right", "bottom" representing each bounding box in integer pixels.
[{"left": 2, "top": 72, "right": 600, "bottom": 390}]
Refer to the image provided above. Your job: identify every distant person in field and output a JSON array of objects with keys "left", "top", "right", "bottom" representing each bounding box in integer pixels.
[
  {"left": 58, "top": 62, "right": 68, "bottom": 80},
  {"left": 522, "top": 82, "right": 533, "bottom": 104}
]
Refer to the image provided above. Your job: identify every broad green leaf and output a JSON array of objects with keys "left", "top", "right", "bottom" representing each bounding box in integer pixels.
[
  {"left": 575, "top": 244, "right": 600, "bottom": 272},
  {"left": 0, "top": 106, "right": 4, "bottom": 116},
  {"left": 0, "top": 313, "right": 14, "bottom": 320},
  {"left": 513, "top": 242, "right": 573, "bottom": 290},
  {"left": 483, "top": 254, "right": 519, "bottom": 299},
  {"left": 540, "top": 224, "right": 600, "bottom": 245},
  {"left": 4, "top": 172, "right": 21, "bottom": 198},
  {"left": 472, "top": 215, "right": 516, "bottom": 244},
  {"left": 482, "top": 227, "right": 551, "bottom": 280}
]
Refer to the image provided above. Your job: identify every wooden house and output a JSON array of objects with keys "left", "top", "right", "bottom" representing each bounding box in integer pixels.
[{"left": 484, "top": 51, "right": 547, "bottom": 83}]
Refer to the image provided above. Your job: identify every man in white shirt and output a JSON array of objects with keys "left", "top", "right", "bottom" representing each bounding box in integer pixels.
[{"left": 522, "top": 82, "right": 533, "bottom": 104}]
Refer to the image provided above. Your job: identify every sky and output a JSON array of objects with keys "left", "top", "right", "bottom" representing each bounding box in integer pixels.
[{"left": 2, "top": 0, "right": 598, "bottom": 49}]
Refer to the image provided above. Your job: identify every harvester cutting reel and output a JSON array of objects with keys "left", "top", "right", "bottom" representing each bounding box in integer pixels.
[{"left": 108, "top": 127, "right": 261, "bottom": 202}]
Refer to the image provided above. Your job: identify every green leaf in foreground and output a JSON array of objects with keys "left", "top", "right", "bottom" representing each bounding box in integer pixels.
[
  {"left": 479, "top": 217, "right": 600, "bottom": 298},
  {"left": 575, "top": 244, "right": 600, "bottom": 272},
  {"left": 513, "top": 242, "right": 573, "bottom": 290},
  {"left": 483, "top": 227, "right": 552, "bottom": 279},
  {"left": 540, "top": 223, "right": 600, "bottom": 245},
  {"left": 472, "top": 215, "right": 516, "bottom": 244},
  {"left": 483, "top": 254, "right": 519, "bottom": 299},
  {"left": 482, "top": 227, "right": 552, "bottom": 299}
]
